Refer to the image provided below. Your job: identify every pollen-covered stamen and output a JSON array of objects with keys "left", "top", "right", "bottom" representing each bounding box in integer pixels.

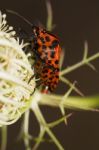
[
  {"left": 0, "top": 13, "right": 7, "bottom": 30},
  {"left": 0, "top": 11, "right": 16, "bottom": 37}
]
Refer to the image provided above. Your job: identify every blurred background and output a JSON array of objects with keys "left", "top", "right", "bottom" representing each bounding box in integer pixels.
[{"left": 0, "top": 0, "right": 99, "bottom": 150}]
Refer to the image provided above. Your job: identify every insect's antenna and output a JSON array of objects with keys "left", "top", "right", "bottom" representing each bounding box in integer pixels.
[{"left": 6, "top": 9, "right": 33, "bottom": 27}]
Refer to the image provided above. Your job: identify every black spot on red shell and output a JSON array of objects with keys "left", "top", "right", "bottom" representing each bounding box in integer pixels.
[
  {"left": 42, "top": 69, "right": 49, "bottom": 73},
  {"left": 37, "top": 62, "right": 40, "bottom": 66},
  {"left": 45, "top": 36, "right": 50, "bottom": 42},
  {"left": 42, "top": 45, "right": 47, "bottom": 49},
  {"left": 34, "top": 43, "right": 40, "bottom": 49},
  {"left": 49, "top": 46, "right": 52, "bottom": 49},
  {"left": 50, "top": 71, "right": 53, "bottom": 75},
  {"left": 54, "top": 81, "right": 57, "bottom": 85},
  {"left": 40, "top": 37, "right": 45, "bottom": 43},
  {"left": 55, "top": 60, "right": 59, "bottom": 64},
  {"left": 50, "top": 51, "right": 55, "bottom": 58},
  {"left": 49, "top": 77, "right": 53, "bottom": 80},
  {"left": 51, "top": 40, "right": 59, "bottom": 48},
  {"left": 55, "top": 75, "right": 59, "bottom": 78},
  {"left": 48, "top": 60, "right": 51, "bottom": 64},
  {"left": 43, "top": 74, "right": 48, "bottom": 78},
  {"left": 45, "top": 52, "right": 48, "bottom": 56}
]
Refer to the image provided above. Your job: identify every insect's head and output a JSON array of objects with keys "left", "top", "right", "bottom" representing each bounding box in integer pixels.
[{"left": 32, "top": 25, "right": 46, "bottom": 36}]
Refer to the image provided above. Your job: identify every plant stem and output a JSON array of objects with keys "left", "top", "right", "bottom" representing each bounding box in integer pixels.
[
  {"left": 38, "top": 93, "right": 99, "bottom": 111},
  {"left": 0, "top": 126, "right": 7, "bottom": 150},
  {"left": 46, "top": 0, "right": 53, "bottom": 31},
  {"left": 60, "top": 76, "right": 84, "bottom": 96},
  {"left": 32, "top": 127, "right": 45, "bottom": 150},
  {"left": 31, "top": 103, "right": 64, "bottom": 150},
  {"left": 23, "top": 110, "right": 31, "bottom": 150},
  {"left": 60, "top": 52, "right": 99, "bottom": 76}
]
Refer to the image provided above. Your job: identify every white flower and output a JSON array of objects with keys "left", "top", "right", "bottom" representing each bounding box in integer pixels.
[{"left": 0, "top": 11, "right": 36, "bottom": 126}]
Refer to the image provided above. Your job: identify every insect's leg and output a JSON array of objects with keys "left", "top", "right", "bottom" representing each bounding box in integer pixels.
[
  {"left": 30, "top": 87, "right": 36, "bottom": 95},
  {"left": 28, "top": 58, "right": 45, "bottom": 83},
  {"left": 28, "top": 71, "right": 41, "bottom": 96},
  {"left": 30, "top": 78, "right": 47, "bottom": 95},
  {"left": 29, "top": 71, "right": 49, "bottom": 95},
  {"left": 28, "top": 74, "right": 36, "bottom": 83}
]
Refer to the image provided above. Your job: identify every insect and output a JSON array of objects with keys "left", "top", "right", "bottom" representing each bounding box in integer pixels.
[
  {"left": 6, "top": 10, "right": 62, "bottom": 93},
  {"left": 30, "top": 26, "right": 61, "bottom": 93}
]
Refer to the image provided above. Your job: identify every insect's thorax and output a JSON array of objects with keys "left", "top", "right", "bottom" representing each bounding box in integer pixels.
[{"left": 32, "top": 30, "right": 61, "bottom": 69}]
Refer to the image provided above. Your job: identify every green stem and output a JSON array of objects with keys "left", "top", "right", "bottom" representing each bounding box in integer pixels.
[
  {"left": 23, "top": 110, "right": 31, "bottom": 150},
  {"left": 1, "top": 126, "right": 7, "bottom": 150},
  {"left": 46, "top": 0, "right": 53, "bottom": 31},
  {"left": 31, "top": 103, "right": 64, "bottom": 150},
  {"left": 32, "top": 127, "right": 45, "bottom": 150},
  {"left": 38, "top": 94, "right": 99, "bottom": 111},
  {"left": 60, "top": 76, "right": 84, "bottom": 96},
  {"left": 46, "top": 127, "right": 64, "bottom": 150},
  {"left": 60, "top": 52, "right": 99, "bottom": 76}
]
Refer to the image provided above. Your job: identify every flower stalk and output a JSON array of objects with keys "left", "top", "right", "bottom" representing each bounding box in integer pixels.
[
  {"left": 38, "top": 93, "right": 99, "bottom": 111},
  {"left": 60, "top": 51, "right": 99, "bottom": 76},
  {"left": 0, "top": 126, "right": 7, "bottom": 150}
]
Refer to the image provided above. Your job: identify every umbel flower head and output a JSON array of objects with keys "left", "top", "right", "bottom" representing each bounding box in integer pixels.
[{"left": 0, "top": 11, "right": 35, "bottom": 126}]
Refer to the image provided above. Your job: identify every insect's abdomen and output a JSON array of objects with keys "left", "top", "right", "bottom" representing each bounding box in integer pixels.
[{"left": 34, "top": 63, "right": 60, "bottom": 93}]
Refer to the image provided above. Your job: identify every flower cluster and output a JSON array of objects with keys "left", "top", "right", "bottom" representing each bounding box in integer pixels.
[{"left": 0, "top": 11, "right": 35, "bottom": 126}]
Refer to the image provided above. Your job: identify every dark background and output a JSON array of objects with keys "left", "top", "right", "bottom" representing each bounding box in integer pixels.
[{"left": 0, "top": 0, "right": 99, "bottom": 150}]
